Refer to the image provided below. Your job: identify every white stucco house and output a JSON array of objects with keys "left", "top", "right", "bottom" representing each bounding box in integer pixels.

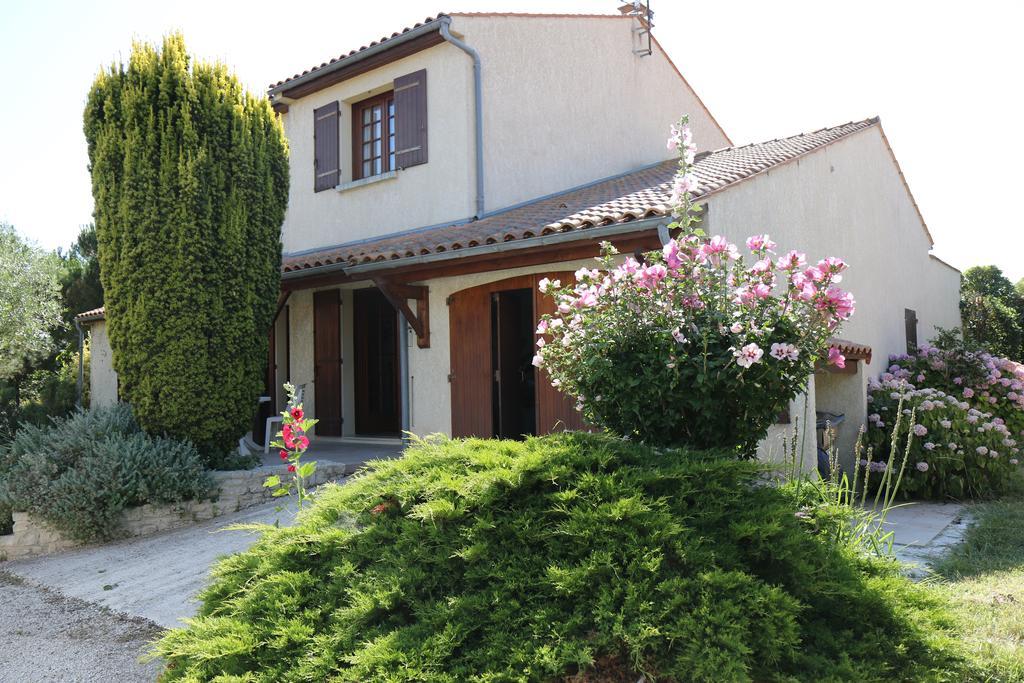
[{"left": 78, "top": 9, "right": 961, "bottom": 468}]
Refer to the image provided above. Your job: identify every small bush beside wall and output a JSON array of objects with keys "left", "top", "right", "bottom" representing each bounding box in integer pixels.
[
  {"left": 866, "top": 341, "right": 1024, "bottom": 499},
  {"left": 0, "top": 405, "right": 213, "bottom": 542}
]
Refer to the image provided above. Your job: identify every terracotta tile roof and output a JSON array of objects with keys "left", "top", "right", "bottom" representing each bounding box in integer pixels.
[
  {"left": 282, "top": 117, "right": 879, "bottom": 274},
  {"left": 828, "top": 338, "right": 873, "bottom": 364},
  {"left": 269, "top": 14, "right": 448, "bottom": 92},
  {"left": 74, "top": 306, "right": 105, "bottom": 323}
]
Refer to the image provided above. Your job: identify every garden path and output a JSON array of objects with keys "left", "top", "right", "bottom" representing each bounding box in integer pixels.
[
  {"left": 4, "top": 493, "right": 304, "bottom": 628},
  {"left": 878, "top": 502, "right": 971, "bottom": 578}
]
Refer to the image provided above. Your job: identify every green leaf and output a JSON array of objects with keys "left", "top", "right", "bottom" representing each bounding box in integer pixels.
[
  {"left": 263, "top": 475, "right": 281, "bottom": 488},
  {"left": 298, "top": 462, "right": 317, "bottom": 478}
]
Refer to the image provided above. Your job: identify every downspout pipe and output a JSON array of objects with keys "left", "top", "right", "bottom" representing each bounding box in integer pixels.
[
  {"left": 439, "top": 17, "right": 484, "bottom": 219},
  {"left": 398, "top": 316, "right": 411, "bottom": 446},
  {"left": 74, "top": 320, "right": 84, "bottom": 410}
]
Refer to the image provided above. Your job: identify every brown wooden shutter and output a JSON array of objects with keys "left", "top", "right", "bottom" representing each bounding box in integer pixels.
[
  {"left": 313, "top": 101, "right": 339, "bottom": 191},
  {"left": 393, "top": 69, "right": 428, "bottom": 169},
  {"left": 449, "top": 286, "right": 492, "bottom": 438},
  {"left": 533, "top": 272, "right": 587, "bottom": 434},
  {"left": 905, "top": 308, "right": 918, "bottom": 352}
]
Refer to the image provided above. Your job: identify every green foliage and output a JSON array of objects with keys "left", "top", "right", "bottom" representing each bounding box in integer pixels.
[
  {"left": 961, "top": 265, "right": 1024, "bottom": 360},
  {"left": 865, "top": 343, "right": 1023, "bottom": 500},
  {"left": 0, "top": 223, "right": 64, "bottom": 381},
  {"left": 57, "top": 224, "right": 104, "bottom": 349},
  {"left": 83, "top": 34, "right": 289, "bottom": 464},
  {"left": 0, "top": 404, "right": 212, "bottom": 542},
  {"left": 153, "top": 433, "right": 989, "bottom": 681},
  {"left": 930, "top": 497, "right": 1024, "bottom": 678},
  {"left": 535, "top": 117, "right": 853, "bottom": 454}
]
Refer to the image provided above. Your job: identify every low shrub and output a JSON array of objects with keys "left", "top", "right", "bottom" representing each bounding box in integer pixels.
[
  {"left": 153, "top": 433, "right": 984, "bottom": 682},
  {"left": 866, "top": 341, "right": 1024, "bottom": 499},
  {"left": 0, "top": 404, "right": 213, "bottom": 541}
]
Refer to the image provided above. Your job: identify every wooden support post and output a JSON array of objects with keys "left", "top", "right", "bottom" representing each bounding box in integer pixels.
[{"left": 373, "top": 278, "right": 430, "bottom": 348}]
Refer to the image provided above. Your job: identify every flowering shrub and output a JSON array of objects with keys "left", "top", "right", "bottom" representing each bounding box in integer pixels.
[
  {"left": 534, "top": 116, "right": 855, "bottom": 453},
  {"left": 865, "top": 344, "right": 1024, "bottom": 499},
  {"left": 264, "top": 383, "right": 318, "bottom": 509}
]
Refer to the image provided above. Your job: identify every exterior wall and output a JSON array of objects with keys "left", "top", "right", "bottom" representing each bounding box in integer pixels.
[
  {"left": 814, "top": 365, "right": 869, "bottom": 472},
  {"left": 706, "top": 126, "right": 961, "bottom": 380},
  {"left": 87, "top": 321, "right": 118, "bottom": 408},
  {"left": 279, "top": 42, "right": 475, "bottom": 254},
  {"left": 454, "top": 14, "right": 731, "bottom": 210},
  {"left": 278, "top": 14, "right": 730, "bottom": 255}
]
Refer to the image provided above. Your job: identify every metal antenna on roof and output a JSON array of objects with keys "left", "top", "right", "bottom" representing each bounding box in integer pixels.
[{"left": 618, "top": 1, "right": 654, "bottom": 56}]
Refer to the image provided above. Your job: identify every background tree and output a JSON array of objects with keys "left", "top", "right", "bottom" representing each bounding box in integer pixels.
[
  {"left": 58, "top": 224, "right": 104, "bottom": 349},
  {"left": 0, "top": 224, "right": 63, "bottom": 381},
  {"left": 960, "top": 265, "right": 1024, "bottom": 360},
  {"left": 83, "top": 34, "right": 289, "bottom": 465}
]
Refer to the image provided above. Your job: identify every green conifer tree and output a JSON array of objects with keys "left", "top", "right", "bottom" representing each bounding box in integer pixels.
[{"left": 83, "top": 34, "right": 288, "bottom": 465}]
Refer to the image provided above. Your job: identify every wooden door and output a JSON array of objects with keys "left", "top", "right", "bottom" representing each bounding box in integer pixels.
[
  {"left": 313, "top": 290, "right": 343, "bottom": 436},
  {"left": 449, "top": 284, "right": 493, "bottom": 438},
  {"left": 354, "top": 288, "right": 401, "bottom": 435},
  {"left": 532, "top": 272, "right": 587, "bottom": 434},
  {"left": 449, "top": 272, "right": 584, "bottom": 438}
]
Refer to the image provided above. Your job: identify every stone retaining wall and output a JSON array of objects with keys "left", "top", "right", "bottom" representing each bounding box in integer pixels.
[{"left": 0, "top": 462, "right": 357, "bottom": 562}]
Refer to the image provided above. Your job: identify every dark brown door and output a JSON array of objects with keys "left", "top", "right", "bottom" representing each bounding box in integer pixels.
[
  {"left": 354, "top": 289, "right": 401, "bottom": 435},
  {"left": 449, "top": 273, "right": 585, "bottom": 439},
  {"left": 533, "top": 272, "right": 587, "bottom": 434},
  {"left": 450, "top": 285, "right": 493, "bottom": 438},
  {"left": 313, "top": 290, "right": 343, "bottom": 436}
]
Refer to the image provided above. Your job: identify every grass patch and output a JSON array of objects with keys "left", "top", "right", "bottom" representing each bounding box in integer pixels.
[
  {"left": 151, "top": 432, "right": 1007, "bottom": 682},
  {"left": 930, "top": 498, "right": 1024, "bottom": 681}
]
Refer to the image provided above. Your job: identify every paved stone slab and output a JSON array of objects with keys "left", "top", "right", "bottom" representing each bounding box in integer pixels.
[{"left": 879, "top": 502, "right": 965, "bottom": 547}]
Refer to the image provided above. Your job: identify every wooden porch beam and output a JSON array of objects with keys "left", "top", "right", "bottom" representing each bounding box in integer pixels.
[{"left": 373, "top": 278, "right": 430, "bottom": 348}]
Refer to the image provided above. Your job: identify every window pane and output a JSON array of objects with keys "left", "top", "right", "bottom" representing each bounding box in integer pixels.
[
  {"left": 362, "top": 160, "right": 371, "bottom": 177},
  {"left": 389, "top": 151, "right": 396, "bottom": 169},
  {"left": 372, "top": 105, "right": 382, "bottom": 122},
  {"left": 388, "top": 133, "right": 395, "bottom": 153},
  {"left": 362, "top": 108, "right": 371, "bottom": 125},
  {"left": 363, "top": 142, "right": 372, "bottom": 159},
  {"left": 373, "top": 140, "right": 381, "bottom": 157},
  {"left": 374, "top": 158, "right": 381, "bottom": 175},
  {"left": 362, "top": 125, "right": 371, "bottom": 143},
  {"left": 373, "top": 122, "right": 381, "bottom": 139}
]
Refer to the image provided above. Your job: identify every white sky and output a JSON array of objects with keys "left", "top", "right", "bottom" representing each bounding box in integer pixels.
[{"left": 2, "top": 0, "right": 1022, "bottom": 280}]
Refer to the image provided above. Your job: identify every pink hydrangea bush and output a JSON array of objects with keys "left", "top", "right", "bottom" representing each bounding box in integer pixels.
[
  {"left": 865, "top": 343, "right": 1024, "bottom": 498},
  {"left": 534, "top": 116, "right": 855, "bottom": 453}
]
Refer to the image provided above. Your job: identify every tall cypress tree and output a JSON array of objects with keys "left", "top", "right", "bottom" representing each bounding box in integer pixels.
[{"left": 83, "top": 34, "right": 288, "bottom": 465}]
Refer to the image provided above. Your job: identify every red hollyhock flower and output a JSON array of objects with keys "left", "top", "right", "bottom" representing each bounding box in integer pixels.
[
  {"left": 297, "top": 436, "right": 310, "bottom": 450},
  {"left": 287, "top": 464, "right": 296, "bottom": 472},
  {"left": 290, "top": 407, "right": 304, "bottom": 421},
  {"left": 279, "top": 450, "right": 289, "bottom": 460}
]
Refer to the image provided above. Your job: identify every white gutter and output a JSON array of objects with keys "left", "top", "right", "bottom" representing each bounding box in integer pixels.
[{"left": 438, "top": 17, "right": 484, "bottom": 219}]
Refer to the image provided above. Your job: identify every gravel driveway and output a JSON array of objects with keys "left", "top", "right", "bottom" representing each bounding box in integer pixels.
[{"left": 0, "top": 572, "right": 163, "bottom": 682}]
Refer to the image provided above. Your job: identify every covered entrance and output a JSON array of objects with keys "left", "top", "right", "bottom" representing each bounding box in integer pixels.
[
  {"left": 448, "top": 272, "right": 584, "bottom": 439},
  {"left": 353, "top": 288, "right": 402, "bottom": 436}
]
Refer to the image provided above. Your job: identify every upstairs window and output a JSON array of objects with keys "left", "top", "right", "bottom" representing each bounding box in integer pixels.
[
  {"left": 352, "top": 92, "right": 395, "bottom": 180},
  {"left": 312, "top": 69, "right": 428, "bottom": 191}
]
